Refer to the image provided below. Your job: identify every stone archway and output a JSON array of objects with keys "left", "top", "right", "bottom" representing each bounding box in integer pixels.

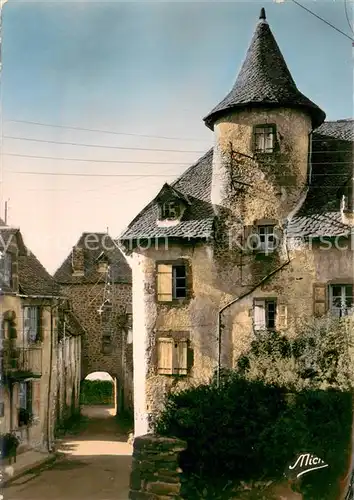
[{"left": 81, "top": 371, "right": 118, "bottom": 418}]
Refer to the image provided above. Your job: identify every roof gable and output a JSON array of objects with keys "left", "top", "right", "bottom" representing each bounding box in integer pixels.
[{"left": 54, "top": 232, "right": 132, "bottom": 284}]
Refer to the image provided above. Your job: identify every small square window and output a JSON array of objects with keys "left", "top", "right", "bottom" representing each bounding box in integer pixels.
[
  {"left": 157, "top": 262, "right": 188, "bottom": 302},
  {"left": 253, "top": 125, "right": 275, "bottom": 153}
]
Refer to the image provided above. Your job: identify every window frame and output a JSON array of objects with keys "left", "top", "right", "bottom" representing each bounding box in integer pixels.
[
  {"left": 329, "top": 284, "right": 353, "bottom": 317},
  {"left": 0, "top": 251, "right": 12, "bottom": 286},
  {"left": 256, "top": 225, "right": 276, "bottom": 253},
  {"left": 160, "top": 200, "right": 181, "bottom": 220},
  {"left": 252, "top": 124, "right": 277, "bottom": 154},
  {"left": 253, "top": 298, "right": 278, "bottom": 331},
  {"left": 23, "top": 306, "right": 39, "bottom": 344},
  {"left": 156, "top": 260, "right": 191, "bottom": 304}
]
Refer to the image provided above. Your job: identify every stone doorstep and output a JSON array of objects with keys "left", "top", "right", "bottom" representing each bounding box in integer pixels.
[{"left": 1, "top": 450, "right": 59, "bottom": 487}]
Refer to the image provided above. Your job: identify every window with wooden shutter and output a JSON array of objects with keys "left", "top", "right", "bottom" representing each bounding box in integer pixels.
[
  {"left": 157, "top": 338, "right": 189, "bottom": 376},
  {"left": 157, "top": 264, "right": 173, "bottom": 302},
  {"left": 37, "top": 307, "right": 43, "bottom": 342},
  {"left": 253, "top": 299, "right": 277, "bottom": 330},
  {"left": 157, "top": 338, "right": 173, "bottom": 374},
  {"left": 313, "top": 284, "right": 327, "bottom": 317},
  {"left": 157, "top": 263, "right": 188, "bottom": 302},
  {"left": 244, "top": 226, "right": 257, "bottom": 252}
]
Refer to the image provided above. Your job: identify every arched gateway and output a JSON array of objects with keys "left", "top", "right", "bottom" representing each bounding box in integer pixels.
[{"left": 54, "top": 233, "right": 133, "bottom": 414}]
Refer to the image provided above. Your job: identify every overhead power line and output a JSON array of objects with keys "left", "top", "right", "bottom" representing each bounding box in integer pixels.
[
  {"left": 6, "top": 171, "right": 178, "bottom": 178},
  {"left": 3, "top": 152, "right": 190, "bottom": 165},
  {"left": 6, "top": 119, "right": 210, "bottom": 143},
  {"left": 290, "top": 0, "right": 354, "bottom": 42},
  {"left": 4, "top": 135, "right": 205, "bottom": 154}
]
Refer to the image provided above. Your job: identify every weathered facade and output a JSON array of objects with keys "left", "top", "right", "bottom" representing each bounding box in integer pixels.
[
  {"left": 120, "top": 9, "right": 354, "bottom": 437},
  {"left": 55, "top": 303, "right": 84, "bottom": 426},
  {"left": 0, "top": 222, "right": 59, "bottom": 453},
  {"left": 54, "top": 232, "right": 133, "bottom": 413}
]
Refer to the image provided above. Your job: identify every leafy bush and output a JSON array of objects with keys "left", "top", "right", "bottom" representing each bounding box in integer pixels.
[
  {"left": 80, "top": 380, "right": 114, "bottom": 405},
  {"left": 18, "top": 407, "right": 33, "bottom": 426},
  {"left": 0, "top": 433, "right": 20, "bottom": 459},
  {"left": 154, "top": 317, "right": 354, "bottom": 500}
]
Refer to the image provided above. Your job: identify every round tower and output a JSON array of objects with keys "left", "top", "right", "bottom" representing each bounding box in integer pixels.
[{"left": 204, "top": 8, "right": 325, "bottom": 225}]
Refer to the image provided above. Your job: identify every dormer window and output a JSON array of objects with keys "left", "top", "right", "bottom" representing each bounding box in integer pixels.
[
  {"left": 161, "top": 201, "right": 181, "bottom": 220},
  {"left": 0, "top": 251, "right": 12, "bottom": 286},
  {"left": 253, "top": 124, "right": 276, "bottom": 153}
]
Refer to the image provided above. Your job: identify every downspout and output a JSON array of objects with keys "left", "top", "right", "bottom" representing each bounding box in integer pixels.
[
  {"left": 216, "top": 258, "right": 292, "bottom": 388},
  {"left": 307, "top": 130, "right": 313, "bottom": 186}
]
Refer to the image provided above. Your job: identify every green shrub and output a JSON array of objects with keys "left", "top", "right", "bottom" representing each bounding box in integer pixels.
[
  {"left": 80, "top": 380, "right": 114, "bottom": 405},
  {"left": 154, "top": 317, "right": 354, "bottom": 500}
]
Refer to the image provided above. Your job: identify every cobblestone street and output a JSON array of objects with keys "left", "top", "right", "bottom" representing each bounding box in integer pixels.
[{"left": 4, "top": 406, "right": 133, "bottom": 500}]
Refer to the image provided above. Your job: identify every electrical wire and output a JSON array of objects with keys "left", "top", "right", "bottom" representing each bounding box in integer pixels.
[
  {"left": 290, "top": 0, "right": 354, "bottom": 42},
  {"left": 6, "top": 171, "right": 180, "bottom": 178},
  {"left": 2, "top": 152, "right": 191, "bottom": 165},
  {"left": 5, "top": 119, "right": 210, "bottom": 143},
  {"left": 3, "top": 135, "right": 207, "bottom": 154}
]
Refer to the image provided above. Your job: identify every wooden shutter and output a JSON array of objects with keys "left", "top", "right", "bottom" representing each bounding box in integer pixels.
[
  {"left": 26, "top": 382, "right": 33, "bottom": 413},
  {"left": 157, "top": 264, "right": 173, "bottom": 301},
  {"left": 173, "top": 340, "right": 188, "bottom": 375},
  {"left": 313, "top": 283, "right": 327, "bottom": 317},
  {"left": 277, "top": 304, "right": 288, "bottom": 330},
  {"left": 31, "top": 380, "right": 41, "bottom": 418},
  {"left": 254, "top": 299, "right": 266, "bottom": 331},
  {"left": 157, "top": 338, "right": 173, "bottom": 374},
  {"left": 36, "top": 307, "right": 43, "bottom": 342}
]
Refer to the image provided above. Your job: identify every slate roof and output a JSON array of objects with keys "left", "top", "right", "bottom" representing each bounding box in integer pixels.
[
  {"left": 19, "top": 250, "right": 59, "bottom": 296},
  {"left": 120, "top": 120, "right": 353, "bottom": 243},
  {"left": 54, "top": 232, "right": 132, "bottom": 284},
  {"left": 203, "top": 8, "right": 325, "bottom": 130},
  {"left": 287, "top": 120, "right": 353, "bottom": 238},
  {"left": 119, "top": 149, "right": 214, "bottom": 242}
]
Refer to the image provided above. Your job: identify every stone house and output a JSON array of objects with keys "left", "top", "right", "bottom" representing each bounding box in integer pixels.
[
  {"left": 0, "top": 222, "right": 58, "bottom": 452},
  {"left": 0, "top": 221, "right": 84, "bottom": 454},
  {"left": 119, "top": 8, "right": 354, "bottom": 436},
  {"left": 54, "top": 232, "right": 133, "bottom": 413}
]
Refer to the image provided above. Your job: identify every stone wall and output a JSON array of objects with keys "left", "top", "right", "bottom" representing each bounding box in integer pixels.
[
  {"left": 129, "top": 434, "right": 186, "bottom": 500},
  {"left": 60, "top": 282, "right": 133, "bottom": 412}
]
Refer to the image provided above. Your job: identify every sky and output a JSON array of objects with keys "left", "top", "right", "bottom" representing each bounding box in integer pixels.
[{"left": 0, "top": 0, "right": 353, "bottom": 273}]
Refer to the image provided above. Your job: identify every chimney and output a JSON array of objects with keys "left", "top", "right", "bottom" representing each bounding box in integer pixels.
[{"left": 71, "top": 246, "right": 85, "bottom": 276}]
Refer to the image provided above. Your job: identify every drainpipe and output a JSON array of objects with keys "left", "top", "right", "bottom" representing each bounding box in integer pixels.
[{"left": 216, "top": 259, "right": 292, "bottom": 388}]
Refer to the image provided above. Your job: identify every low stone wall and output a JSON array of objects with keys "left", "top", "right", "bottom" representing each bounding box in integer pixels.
[{"left": 129, "top": 434, "right": 187, "bottom": 499}]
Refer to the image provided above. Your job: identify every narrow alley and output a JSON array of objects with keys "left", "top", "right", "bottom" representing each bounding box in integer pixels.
[{"left": 4, "top": 405, "right": 133, "bottom": 500}]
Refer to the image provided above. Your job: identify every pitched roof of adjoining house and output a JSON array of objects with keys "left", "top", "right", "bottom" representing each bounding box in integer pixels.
[
  {"left": 54, "top": 232, "right": 132, "bottom": 285},
  {"left": 203, "top": 9, "right": 325, "bottom": 130},
  {"left": 19, "top": 250, "right": 60, "bottom": 296},
  {"left": 287, "top": 119, "right": 353, "bottom": 238},
  {"left": 119, "top": 149, "right": 214, "bottom": 242}
]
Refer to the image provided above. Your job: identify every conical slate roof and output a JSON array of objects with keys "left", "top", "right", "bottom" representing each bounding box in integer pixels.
[{"left": 203, "top": 8, "right": 325, "bottom": 130}]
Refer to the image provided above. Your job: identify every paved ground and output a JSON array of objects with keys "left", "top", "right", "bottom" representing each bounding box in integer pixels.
[{"left": 4, "top": 405, "right": 133, "bottom": 500}]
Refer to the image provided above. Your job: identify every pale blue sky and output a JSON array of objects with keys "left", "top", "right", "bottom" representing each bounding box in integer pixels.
[{"left": 1, "top": 0, "right": 352, "bottom": 272}]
